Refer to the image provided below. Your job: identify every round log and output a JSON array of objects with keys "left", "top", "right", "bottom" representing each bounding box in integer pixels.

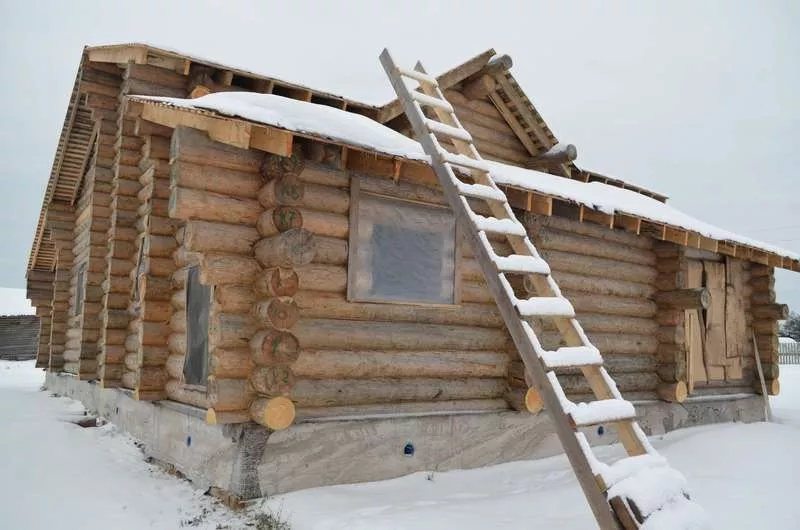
[
  {"left": 169, "top": 186, "right": 261, "bottom": 226},
  {"left": 751, "top": 303, "right": 789, "bottom": 320},
  {"left": 250, "top": 365, "right": 295, "bottom": 396},
  {"left": 255, "top": 268, "right": 299, "bottom": 298},
  {"left": 754, "top": 379, "right": 780, "bottom": 396},
  {"left": 168, "top": 333, "right": 186, "bottom": 355},
  {"left": 565, "top": 292, "right": 657, "bottom": 318},
  {"left": 124, "top": 352, "right": 140, "bottom": 371},
  {"left": 143, "top": 300, "right": 173, "bottom": 322},
  {"left": 294, "top": 291, "right": 503, "bottom": 329},
  {"left": 752, "top": 319, "right": 778, "bottom": 335},
  {"left": 121, "top": 370, "right": 138, "bottom": 389},
  {"left": 205, "top": 409, "right": 251, "bottom": 425},
  {"left": 170, "top": 310, "right": 187, "bottom": 333},
  {"left": 293, "top": 318, "right": 513, "bottom": 351},
  {"left": 213, "top": 285, "right": 256, "bottom": 313},
  {"left": 750, "top": 275, "right": 775, "bottom": 292},
  {"left": 166, "top": 379, "right": 213, "bottom": 408},
  {"left": 137, "top": 366, "right": 170, "bottom": 391},
  {"left": 522, "top": 271, "right": 656, "bottom": 300},
  {"left": 295, "top": 399, "right": 509, "bottom": 420},
  {"left": 505, "top": 387, "right": 544, "bottom": 413},
  {"left": 257, "top": 206, "right": 303, "bottom": 237},
  {"left": 210, "top": 348, "right": 252, "bottom": 379},
  {"left": 257, "top": 176, "right": 305, "bottom": 208},
  {"left": 252, "top": 298, "right": 300, "bottom": 330},
  {"left": 171, "top": 126, "right": 264, "bottom": 173},
  {"left": 657, "top": 381, "right": 688, "bottom": 403},
  {"left": 183, "top": 219, "right": 259, "bottom": 254},
  {"left": 258, "top": 207, "right": 348, "bottom": 239},
  {"left": 165, "top": 354, "right": 185, "bottom": 379},
  {"left": 250, "top": 396, "right": 296, "bottom": 430},
  {"left": 542, "top": 249, "right": 657, "bottom": 285},
  {"left": 294, "top": 264, "right": 347, "bottom": 293},
  {"left": 170, "top": 160, "right": 262, "bottom": 199},
  {"left": 250, "top": 330, "right": 300, "bottom": 365},
  {"left": 209, "top": 312, "right": 258, "bottom": 349},
  {"left": 292, "top": 350, "right": 508, "bottom": 379},
  {"left": 291, "top": 377, "right": 506, "bottom": 407},
  {"left": 654, "top": 288, "right": 710, "bottom": 310},
  {"left": 207, "top": 377, "right": 254, "bottom": 411},
  {"left": 535, "top": 227, "right": 655, "bottom": 266},
  {"left": 140, "top": 275, "right": 172, "bottom": 302},
  {"left": 529, "top": 213, "right": 653, "bottom": 250},
  {"left": 538, "top": 313, "right": 658, "bottom": 336},
  {"left": 254, "top": 228, "right": 316, "bottom": 268},
  {"left": 171, "top": 289, "right": 186, "bottom": 310},
  {"left": 312, "top": 235, "right": 348, "bottom": 265},
  {"left": 200, "top": 253, "right": 261, "bottom": 285}
]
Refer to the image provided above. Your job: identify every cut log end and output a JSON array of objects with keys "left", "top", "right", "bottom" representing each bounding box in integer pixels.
[
  {"left": 250, "top": 396, "right": 296, "bottom": 430},
  {"left": 655, "top": 288, "right": 710, "bottom": 310},
  {"left": 755, "top": 379, "right": 780, "bottom": 396},
  {"left": 523, "top": 387, "right": 544, "bottom": 413},
  {"left": 657, "top": 381, "right": 688, "bottom": 403}
]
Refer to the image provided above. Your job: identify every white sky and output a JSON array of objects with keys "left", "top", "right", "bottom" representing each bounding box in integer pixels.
[{"left": 0, "top": 0, "right": 798, "bottom": 309}]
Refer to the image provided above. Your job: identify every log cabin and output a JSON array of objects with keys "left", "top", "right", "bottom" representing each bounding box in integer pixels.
[{"left": 25, "top": 43, "right": 798, "bottom": 500}]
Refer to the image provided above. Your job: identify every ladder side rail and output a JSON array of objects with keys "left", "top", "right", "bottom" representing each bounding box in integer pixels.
[{"left": 380, "top": 49, "right": 621, "bottom": 530}]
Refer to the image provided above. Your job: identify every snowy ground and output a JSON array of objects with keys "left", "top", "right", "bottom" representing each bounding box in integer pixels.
[{"left": 2, "top": 361, "right": 800, "bottom": 529}]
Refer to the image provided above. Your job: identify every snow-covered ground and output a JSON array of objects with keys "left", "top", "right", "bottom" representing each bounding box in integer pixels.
[{"left": 2, "top": 360, "right": 799, "bottom": 529}]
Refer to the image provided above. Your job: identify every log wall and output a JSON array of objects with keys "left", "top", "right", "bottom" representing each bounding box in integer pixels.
[
  {"left": 524, "top": 214, "right": 661, "bottom": 401},
  {"left": 47, "top": 204, "right": 75, "bottom": 372},
  {"left": 750, "top": 264, "right": 781, "bottom": 395}
]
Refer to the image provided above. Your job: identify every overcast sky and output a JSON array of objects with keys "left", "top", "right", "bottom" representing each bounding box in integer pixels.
[{"left": 1, "top": 0, "right": 798, "bottom": 310}]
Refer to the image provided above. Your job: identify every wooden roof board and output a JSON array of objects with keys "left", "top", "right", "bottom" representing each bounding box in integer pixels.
[{"left": 129, "top": 97, "right": 799, "bottom": 273}]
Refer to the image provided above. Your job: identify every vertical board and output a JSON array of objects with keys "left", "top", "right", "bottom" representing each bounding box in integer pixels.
[
  {"left": 704, "top": 261, "right": 727, "bottom": 381},
  {"left": 724, "top": 258, "right": 747, "bottom": 380},
  {"left": 685, "top": 261, "right": 706, "bottom": 389}
]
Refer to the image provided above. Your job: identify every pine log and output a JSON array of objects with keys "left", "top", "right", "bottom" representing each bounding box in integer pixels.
[
  {"left": 210, "top": 348, "right": 252, "bottom": 379},
  {"left": 165, "top": 380, "right": 212, "bottom": 408},
  {"left": 536, "top": 228, "right": 655, "bottom": 266},
  {"left": 304, "top": 400, "right": 507, "bottom": 424},
  {"left": 169, "top": 186, "right": 261, "bottom": 226},
  {"left": 292, "top": 349, "right": 508, "bottom": 379},
  {"left": 751, "top": 303, "right": 789, "bottom": 320},
  {"left": 171, "top": 288, "right": 186, "bottom": 310},
  {"left": 564, "top": 292, "right": 657, "bottom": 318},
  {"left": 252, "top": 298, "right": 300, "bottom": 330},
  {"left": 293, "top": 318, "right": 512, "bottom": 351},
  {"left": 291, "top": 377, "right": 506, "bottom": 407},
  {"left": 143, "top": 300, "right": 172, "bottom": 322},
  {"left": 538, "top": 313, "right": 658, "bottom": 335},
  {"left": 257, "top": 207, "right": 348, "bottom": 239},
  {"left": 140, "top": 275, "right": 172, "bottom": 301},
  {"left": 124, "top": 352, "right": 140, "bottom": 371},
  {"left": 183, "top": 219, "right": 259, "bottom": 254},
  {"left": 168, "top": 333, "right": 186, "bottom": 355},
  {"left": 200, "top": 253, "right": 261, "bottom": 285},
  {"left": 249, "top": 396, "right": 296, "bottom": 430},
  {"left": 250, "top": 365, "right": 295, "bottom": 396},
  {"left": 538, "top": 331, "right": 658, "bottom": 355},
  {"left": 311, "top": 235, "right": 348, "bottom": 265},
  {"left": 750, "top": 290, "right": 776, "bottom": 305},
  {"left": 165, "top": 354, "right": 185, "bottom": 379},
  {"left": 752, "top": 319, "right": 778, "bottom": 335},
  {"left": 754, "top": 379, "right": 780, "bottom": 396},
  {"left": 543, "top": 250, "right": 657, "bottom": 285},
  {"left": 170, "top": 310, "right": 187, "bottom": 333},
  {"left": 257, "top": 176, "right": 305, "bottom": 207},
  {"left": 255, "top": 268, "right": 299, "bottom": 298},
  {"left": 207, "top": 377, "right": 254, "bottom": 411},
  {"left": 205, "top": 409, "right": 251, "bottom": 425},
  {"left": 170, "top": 160, "right": 262, "bottom": 199},
  {"left": 294, "top": 290, "right": 503, "bottom": 328},
  {"left": 750, "top": 275, "right": 775, "bottom": 292},
  {"left": 136, "top": 366, "right": 170, "bottom": 391},
  {"left": 147, "top": 235, "right": 177, "bottom": 258},
  {"left": 259, "top": 179, "right": 349, "bottom": 214},
  {"left": 171, "top": 125, "right": 263, "bottom": 173},
  {"left": 294, "top": 264, "right": 346, "bottom": 293},
  {"left": 121, "top": 370, "right": 138, "bottom": 389},
  {"left": 505, "top": 387, "right": 544, "bottom": 413},
  {"left": 209, "top": 313, "right": 258, "bottom": 349},
  {"left": 250, "top": 330, "right": 300, "bottom": 366},
  {"left": 657, "top": 381, "right": 688, "bottom": 403},
  {"left": 214, "top": 285, "right": 257, "bottom": 313},
  {"left": 655, "top": 288, "right": 710, "bottom": 310},
  {"left": 254, "top": 229, "right": 316, "bottom": 268}
]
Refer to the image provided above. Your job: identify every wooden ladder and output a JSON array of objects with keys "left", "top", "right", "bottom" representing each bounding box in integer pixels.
[{"left": 379, "top": 49, "right": 706, "bottom": 529}]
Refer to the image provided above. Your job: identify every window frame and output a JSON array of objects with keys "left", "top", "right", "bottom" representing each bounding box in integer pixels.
[
  {"left": 346, "top": 177, "right": 462, "bottom": 307},
  {"left": 182, "top": 265, "right": 212, "bottom": 389}
]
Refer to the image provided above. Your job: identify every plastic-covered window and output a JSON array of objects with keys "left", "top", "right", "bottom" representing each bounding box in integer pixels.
[
  {"left": 183, "top": 265, "right": 211, "bottom": 386},
  {"left": 350, "top": 193, "right": 457, "bottom": 304}
]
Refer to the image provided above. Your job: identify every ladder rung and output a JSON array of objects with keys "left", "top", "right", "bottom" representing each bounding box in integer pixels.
[
  {"left": 394, "top": 67, "right": 439, "bottom": 86},
  {"left": 600, "top": 454, "right": 668, "bottom": 489},
  {"left": 410, "top": 91, "right": 454, "bottom": 112},
  {"left": 632, "top": 493, "right": 706, "bottom": 528},
  {"left": 568, "top": 398, "right": 637, "bottom": 427},
  {"left": 607, "top": 466, "right": 689, "bottom": 519},
  {"left": 493, "top": 254, "right": 551, "bottom": 275},
  {"left": 454, "top": 180, "right": 506, "bottom": 202},
  {"left": 470, "top": 214, "right": 526, "bottom": 237},
  {"left": 516, "top": 296, "right": 575, "bottom": 317},
  {"left": 440, "top": 151, "right": 490, "bottom": 172},
  {"left": 425, "top": 119, "right": 473, "bottom": 142},
  {"left": 541, "top": 345, "right": 602, "bottom": 369}
]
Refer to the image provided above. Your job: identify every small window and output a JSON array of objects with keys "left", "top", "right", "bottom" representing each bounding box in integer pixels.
[
  {"left": 349, "top": 187, "right": 458, "bottom": 305},
  {"left": 183, "top": 265, "right": 211, "bottom": 386},
  {"left": 74, "top": 263, "right": 87, "bottom": 316}
]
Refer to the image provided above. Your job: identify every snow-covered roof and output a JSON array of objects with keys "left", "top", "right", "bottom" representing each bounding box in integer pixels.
[{"left": 130, "top": 91, "right": 800, "bottom": 269}]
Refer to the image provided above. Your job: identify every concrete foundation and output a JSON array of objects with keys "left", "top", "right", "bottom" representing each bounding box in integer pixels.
[{"left": 46, "top": 372, "right": 766, "bottom": 499}]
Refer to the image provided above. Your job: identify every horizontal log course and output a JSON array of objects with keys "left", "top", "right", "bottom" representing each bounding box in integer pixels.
[
  {"left": 505, "top": 388, "right": 544, "bottom": 413},
  {"left": 170, "top": 160, "right": 262, "bottom": 199},
  {"left": 312, "top": 235, "right": 348, "bottom": 265},
  {"left": 291, "top": 377, "right": 506, "bottom": 407},
  {"left": 251, "top": 330, "right": 300, "bottom": 366},
  {"left": 257, "top": 207, "right": 348, "bottom": 239},
  {"left": 122, "top": 370, "right": 138, "bottom": 389},
  {"left": 658, "top": 381, "right": 688, "bottom": 403},
  {"left": 510, "top": 371, "right": 660, "bottom": 396},
  {"left": 100, "top": 363, "right": 125, "bottom": 382},
  {"left": 255, "top": 268, "right": 299, "bottom": 298},
  {"left": 293, "top": 349, "right": 508, "bottom": 379},
  {"left": 252, "top": 298, "right": 300, "bottom": 330},
  {"left": 750, "top": 291, "right": 776, "bottom": 305},
  {"left": 749, "top": 264, "right": 772, "bottom": 278},
  {"left": 143, "top": 300, "right": 173, "bottom": 323},
  {"left": 146, "top": 235, "right": 176, "bottom": 258},
  {"left": 210, "top": 348, "right": 252, "bottom": 379},
  {"left": 523, "top": 271, "right": 655, "bottom": 300},
  {"left": 183, "top": 219, "right": 259, "bottom": 254},
  {"left": 535, "top": 228, "right": 655, "bottom": 266},
  {"left": 103, "top": 345, "right": 127, "bottom": 365},
  {"left": 543, "top": 250, "right": 657, "bottom": 285},
  {"left": 168, "top": 333, "right": 186, "bottom": 355},
  {"left": 751, "top": 303, "right": 789, "bottom": 320},
  {"left": 173, "top": 247, "right": 201, "bottom": 268},
  {"left": 294, "top": 399, "right": 509, "bottom": 421},
  {"left": 209, "top": 312, "right": 258, "bottom": 349},
  {"left": 538, "top": 313, "right": 658, "bottom": 336},
  {"left": 294, "top": 290, "right": 503, "bottom": 328},
  {"left": 204, "top": 409, "right": 251, "bottom": 425},
  {"left": 169, "top": 186, "right": 261, "bottom": 226},
  {"left": 208, "top": 377, "right": 254, "bottom": 411},
  {"left": 146, "top": 257, "right": 173, "bottom": 276},
  {"left": 752, "top": 319, "right": 778, "bottom": 335},
  {"left": 754, "top": 379, "right": 780, "bottom": 396},
  {"left": 259, "top": 178, "right": 349, "bottom": 214},
  {"left": 171, "top": 125, "right": 263, "bottom": 173},
  {"left": 214, "top": 285, "right": 256, "bottom": 313},
  {"left": 165, "top": 380, "right": 212, "bottom": 409},
  {"left": 293, "top": 318, "right": 513, "bottom": 351},
  {"left": 250, "top": 396, "right": 296, "bottom": 430},
  {"left": 749, "top": 275, "right": 774, "bottom": 292},
  {"left": 124, "top": 352, "right": 140, "bottom": 371},
  {"left": 529, "top": 213, "right": 653, "bottom": 249},
  {"left": 200, "top": 253, "right": 261, "bottom": 285},
  {"left": 171, "top": 288, "right": 186, "bottom": 310},
  {"left": 538, "top": 331, "right": 658, "bottom": 355},
  {"left": 170, "top": 310, "right": 186, "bottom": 333},
  {"left": 136, "top": 366, "right": 170, "bottom": 391},
  {"left": 655, "top": 288, "right": 710, "bottom": 310},
  {"left": 254, "top": 228, "right": 316, "bottom": 268},
  {"left": 166, "top": 354, "right": 186, "bottom": 379},
  {"left": 140, "top": 275, "right": 172, "bottom": 301}
]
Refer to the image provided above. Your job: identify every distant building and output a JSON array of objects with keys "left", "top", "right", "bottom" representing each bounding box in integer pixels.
[{"left": 0, "top": 315, "right": 40, "bottom": 361}]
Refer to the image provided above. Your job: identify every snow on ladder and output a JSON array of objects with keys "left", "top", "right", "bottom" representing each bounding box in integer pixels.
[{"left": 379, "top": 48, "right": 707, "bottom": 530}]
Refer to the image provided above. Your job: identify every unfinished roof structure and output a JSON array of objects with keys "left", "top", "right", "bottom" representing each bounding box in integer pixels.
[{"left": 25, "top": 43, "right": 794, "bottom": 512}]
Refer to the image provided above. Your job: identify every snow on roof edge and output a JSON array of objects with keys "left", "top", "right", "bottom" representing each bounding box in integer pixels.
[{"left": 131, "top": 92, "right": 800, "bottom": 264}]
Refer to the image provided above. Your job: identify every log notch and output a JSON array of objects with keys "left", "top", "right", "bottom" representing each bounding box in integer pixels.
[
  {"left": 652, "top": 242, "right": 690, "bottom": 400},
  {"left": 45, "top": 203, "right": 75, "bottom": 372},
  {"left": 280, "top": 142, "right": 510, "bottom": 419},
  {"left": 524, "top": 213, "right": 661, "bottom": 401},
  {"left": 166, "top": 126, "right": 262, "bottom": 417},
  {"left": 69, "top": 62, "right": 123, "bottom": 380},
  {"left": 750, "top": 264, "right": 780, "bottom": 395}
]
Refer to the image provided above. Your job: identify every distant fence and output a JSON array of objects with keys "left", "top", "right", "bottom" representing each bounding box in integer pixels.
[{"left": 779, "top": 342, "right": 800, "bottom": 364}]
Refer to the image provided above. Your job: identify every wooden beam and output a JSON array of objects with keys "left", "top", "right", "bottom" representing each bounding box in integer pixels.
[{"left": 87, "top": 44, "right": 147, "bottom": 65}]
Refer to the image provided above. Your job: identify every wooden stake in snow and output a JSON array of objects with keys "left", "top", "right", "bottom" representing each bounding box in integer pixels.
[{"left": 752, "top": 330, "right": 773, "bottom": 422}]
